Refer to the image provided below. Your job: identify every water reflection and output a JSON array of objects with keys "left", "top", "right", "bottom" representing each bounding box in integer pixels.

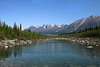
[
  {"left": 0, "top": 40, "right": 100, "bottom": 67},
  {"left": 0, "top": 40, "right": 100, "bottom": 60},
  {"left": 0, "top": 46, "right": 22, "bottom": 60},
  {"left": 0, "top": 48, "right": 12, "bottom": 60}
]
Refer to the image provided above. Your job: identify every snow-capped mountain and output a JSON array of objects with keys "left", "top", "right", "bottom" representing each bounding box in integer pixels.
[
  {"left": 26, "top": 24, "right": 68, "bottom": 35},
  {"left": 26, "top": 15, "right": 100, "bottom": 35},
  {"left": 28, "top": 25, "right": 39, "bottom": 31},
  {"left": 42, "top": 24, "right": 62, "bottom": 29}
]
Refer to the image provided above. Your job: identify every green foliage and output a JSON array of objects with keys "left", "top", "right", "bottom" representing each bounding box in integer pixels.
[
  {"left": 20, "top": 24, "right": 22, "bottom": 31},
  {"left": 59, "top": 26, "right": 100, "bottom": 38},
  {"left": 0, "top": 20, "right": 46, "bottom": 40}
]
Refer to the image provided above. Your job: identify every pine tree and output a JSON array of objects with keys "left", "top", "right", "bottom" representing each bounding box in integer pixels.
[
  {"left": 20, "top": 24, "right": 22, "bottom": 31},
  {"left": 13, "top": 22, "right": 17, "bottom": 31},
  {"left": 5, "top": 25, "right": 9, "bottom": 37},
  {"left": 9, "top": 26, "right": 13, "bottom": 37},
  {"left": 0, "top": 20, "right": 1, "bottom": 31},
  {"left": 17, "top": 27, "right": 20, "bottom": 36},
  {"left": 96, "top": 26, "right": 99, "bottom": 30},
  {"left": 3, "top": 22, "right": 6, "bottom": 31},
  {"left": 12, "top": 22, "right": 17, "bottom": 38},
  {"left": 28, "top": 29, "right": 31, "bottom": 32}
]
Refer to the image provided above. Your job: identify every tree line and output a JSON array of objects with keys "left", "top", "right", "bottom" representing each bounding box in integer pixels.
[
  {"left": 80, "top": 26, "right": 100, "bottom": 37},
  {"left": 0, "top": 20, "right": 46, "bottom": 40},
  {"left": 59, "top": 26, "right": 100, "bottom": 38}
]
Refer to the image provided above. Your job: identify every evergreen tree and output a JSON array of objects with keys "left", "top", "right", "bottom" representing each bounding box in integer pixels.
[
  {"left": 5, "top": 25, "right": 9, "bottom": 37},
  {"left": 28, "top": 29, "right": 31, "bottom": 32},
  {"left": 0, "top": 20, "right": 45, "bottom": 40},
  {"left": 13, "top": 22, "right": 17, "bottom": 31},
  {"left": 17, "top": 27, "right": 20, "bottom": 36},
  {"left": 0, "top": 20, "right": 1, "bottom": 29},
  {"left": 20, "top": 24, "right": 22, "bottom": 31},
  {"left": 3, "top": 22, "right": 6, "bottom": 31},
  {"left": 96, "top": 26, "right": 99, "bottom": 30}
]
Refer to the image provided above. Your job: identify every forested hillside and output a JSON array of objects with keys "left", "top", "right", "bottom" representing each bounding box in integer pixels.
[{"left": 59, "top": 26, "right": 100, "bottom": 38}]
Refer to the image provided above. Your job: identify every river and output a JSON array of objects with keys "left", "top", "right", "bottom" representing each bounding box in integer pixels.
[{"left": 0, "top": 40, "right": 100, "bottom": 67}]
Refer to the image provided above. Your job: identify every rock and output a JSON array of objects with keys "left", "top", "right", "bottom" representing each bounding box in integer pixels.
[
  {"left": 96, "top": 45, "right": 99, "bottom": 46},
  {"left": 16, "top": 43, "right": 20, "bottom": 46},
  {"left": 5, "top": 45, "right": 8, "bottom": 48},
  {"left": 87, "top": 38, "right": 89, "bottom": 39},
  {"left": 82, "top": 40, "right": 85, "bottom": 43},
  {"left": 9, "top": 45, "right": 13, "bottom": 47},
  {"left": 26, "top": 40, "right": 32, "bottom": 44},
  {"left": 19, "top": 40, "right": 28, "bottom": 45},
  {"left": 54, "top": 37, "right": 100, "bottom": 46},
  {"left": 86, "top": 46, "right": 93, "bottom": 48},
  {"left": 8, "top": 40, "right": 16, "bottom": 45},
  {"left": 0, "top": 39, "right": 33, "bottom": 48},
  {"left": 4, "top": 42, "right": 7, "bottom": 46},
  {"left": 0, "top": 42, "right": 4, "bottom": 47}
]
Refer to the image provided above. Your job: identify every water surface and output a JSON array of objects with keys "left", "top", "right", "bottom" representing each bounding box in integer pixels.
[{"left": 0, "top": 40, "right": 100, "bottom": 67}]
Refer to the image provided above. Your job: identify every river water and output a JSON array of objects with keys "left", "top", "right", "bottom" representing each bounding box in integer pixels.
[{"left": 0, "top": 40, "right": 100, "bottom": 67}]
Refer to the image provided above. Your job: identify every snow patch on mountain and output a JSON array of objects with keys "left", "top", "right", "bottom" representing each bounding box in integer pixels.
[{"left": 31, "top": 25, "right": 39, "bottom": 28}]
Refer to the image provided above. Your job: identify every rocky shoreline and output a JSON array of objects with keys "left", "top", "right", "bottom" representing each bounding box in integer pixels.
[
  {"left": 1, "top": 37, "right": 100, "bottom": 49},
  {"left": 0, "top": 39, "right": 33, "bottom": 48},
  {"left": 51, "top": 37, "right": 100, "bottom": 47}
]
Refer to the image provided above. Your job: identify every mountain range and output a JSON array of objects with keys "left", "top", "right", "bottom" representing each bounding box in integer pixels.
[{"left": 26, "top": 15, "right": 100, "bottom": 35}]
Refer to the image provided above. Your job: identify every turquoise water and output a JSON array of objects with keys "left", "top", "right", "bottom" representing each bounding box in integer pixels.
[{"left": 0, "top": 40, "right": 100, "bottom": 67}]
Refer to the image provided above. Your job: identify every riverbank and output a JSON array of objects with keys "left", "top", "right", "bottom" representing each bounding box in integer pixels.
[
  {"left": 48, "top": 37, "right": 100, "bottom": 47},
  {"left": 1, "top": 37, "right": 100, "bottom": 49},
  {"left": 0, "top": 39, "right": 33, "bottom": 48}
]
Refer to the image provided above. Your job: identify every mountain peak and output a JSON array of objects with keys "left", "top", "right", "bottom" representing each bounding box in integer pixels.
[
  {"left": 31, "top": 25, "right": 39, "bottom": 28},
  {"left": 43, "top": 24, "right": 48, "bottom": 29},
  {"left": 26, "top": 15, "right": 100, "bottom": 35},
  {"left": 90, "top": 15, "right": 99, "bottom": 18},
  {"left": 50, "top": 24, "right": 61, "bottom": 28}
]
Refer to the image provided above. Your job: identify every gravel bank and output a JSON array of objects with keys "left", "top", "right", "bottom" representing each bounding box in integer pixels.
[
  {"left": 0, "top": 39, "right": 33, "bottom": 48},
  {"left": 52, "top": 37, "right": 100, "bottom": 47}
]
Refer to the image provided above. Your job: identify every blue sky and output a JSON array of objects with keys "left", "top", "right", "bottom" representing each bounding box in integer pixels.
[{"left": 0, "top": 0, "right": 100, "bottom": 29}]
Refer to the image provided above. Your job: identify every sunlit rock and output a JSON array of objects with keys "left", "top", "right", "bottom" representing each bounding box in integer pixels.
[
  {"left": 86, "top": 46, "right": 93, "bottom": 48},
  {"left": 5, "top": 45, "right": 8, "bottom": 48}
]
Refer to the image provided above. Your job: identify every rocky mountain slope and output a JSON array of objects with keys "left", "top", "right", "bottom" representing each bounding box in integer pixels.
[
  {"left": 59, "top": 15, "right": 100, "bottom": 33},
  {"left": 26, "top": 24, "right": 68, "bottom": 35},
  {"left": 26, "top": 15, "right": 100, "bottom": 35}
]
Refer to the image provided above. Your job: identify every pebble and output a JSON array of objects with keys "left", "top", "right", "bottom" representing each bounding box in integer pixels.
[
  {"left": 5, "top": 45, "right": 8, "bottom": 48},
  {"left": 86, "top": 46, "right": 93, "bottom": 48}
]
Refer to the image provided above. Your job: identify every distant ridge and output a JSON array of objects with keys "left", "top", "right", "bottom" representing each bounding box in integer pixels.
[
  {"left": 26, "top": 24, "right": 68, "bottom": 35},
  {"left": 26, "top": 15, "right": 100, "bottom": 35}
]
